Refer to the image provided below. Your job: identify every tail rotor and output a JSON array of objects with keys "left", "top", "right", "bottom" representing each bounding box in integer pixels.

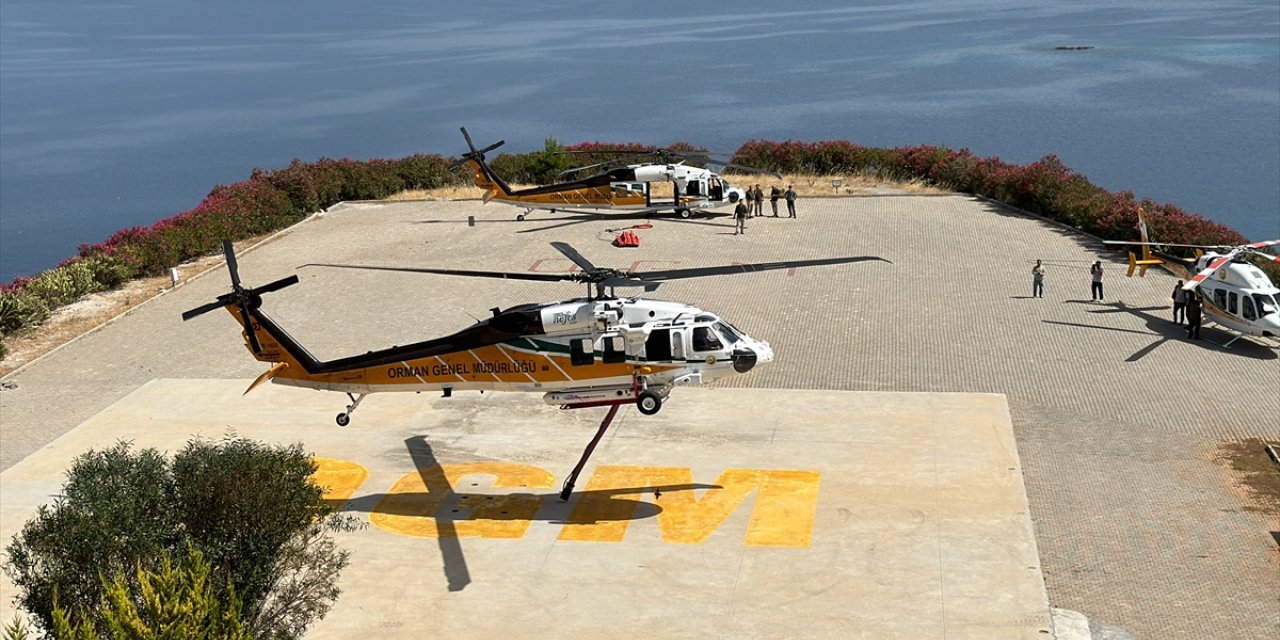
[
  {"left": 450, "top": 127, "right": 505, "bottom": 170},
  {"left": 181, "top": 240, "right": 299, "bottom": 354}
]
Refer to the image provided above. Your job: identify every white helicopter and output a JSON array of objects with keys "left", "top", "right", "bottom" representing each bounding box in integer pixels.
[
  {"left": 454, "top": 128, "right": 778, "bottom": 220},
  {"left": 1105, "top": 210, "right": 1280, "bottom": 347},
  {"left": 183, "top": 241, "right": 890, "bottom": 497}
]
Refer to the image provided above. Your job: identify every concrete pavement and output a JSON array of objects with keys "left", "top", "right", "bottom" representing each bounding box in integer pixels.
[{"left": 2, "top": 195, "right": 1278, "bottom": 637}]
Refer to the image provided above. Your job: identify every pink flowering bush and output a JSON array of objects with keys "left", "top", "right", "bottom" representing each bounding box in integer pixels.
[{"left": 0, "top": 153, "right": 462, "bottom": 348}]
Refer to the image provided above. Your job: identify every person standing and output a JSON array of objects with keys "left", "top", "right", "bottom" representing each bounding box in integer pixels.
[
  {"left": 753, "top": 184, "right": 764, "bottom": 217},
  {"left": 734, "top": 198, "right": 748, "bottom": 235},
  {"left": 1090, "top": 261, "right": 1104, "bottom": 301},
  {"left": 785, "top": 185, "right": 797, "bottom": 218},
  {"left": 1185, "top": 293, "right": 1202, "bottom": 339},
  {"left": 769, "top": 185, "right": 781, "bottom": 217},
  {"left": 1032, "top": 260, "right": 1046, "bottom": 298},
  {"left": 1171, "top": 280, "right": 1188, "bottom": 324}
]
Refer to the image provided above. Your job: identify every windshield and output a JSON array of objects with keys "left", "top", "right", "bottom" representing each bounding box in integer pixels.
[
  {"left": 714, "top": 321, "right": 741, "bottom": 345},
  {"left": 1255, "top": 294, "right": 1278, "bottom": 316}
]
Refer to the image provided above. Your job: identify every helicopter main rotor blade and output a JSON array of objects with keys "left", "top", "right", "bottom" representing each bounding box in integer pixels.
[
  {"left": 1183, "top": 252, "right": 1236, "bottom": 291},
  {"left": 301, "top": 263, "right": 569, "bottom": 282},
  {"left": 550, "top": 242, "right": 597, "bottom": 272},
  {"left": 460, "top": 127, "right": 477, "bottom": 153},
  {"left": 630, "top": 256, "right": 892, "bottom": 283},
  {"left": 239, "top": 305, "right": 262, "bottom": 354},
  {"left": 557, "top": 161, "right": 612, "bottom": 178},
  {"left": 718, "top": 162, "right": 783, "bottom": 179},
  {"left": 1245, "top": 239, "right": 1280, "bottom": 260},
  {"left": 223, "top": 239, "right": 242, "bottom": 288},
  {"left": 477, "top": 139, "right": 504, "bottom": 155},
  {"left": 251, "top": 275, "right": 300, "bottom": 296},
  {"left": 1103, "top": 240, "right": 1231, "bottom": 249},
  {"left": 181, "top": 298, "right": 229, "bottom": 322}
]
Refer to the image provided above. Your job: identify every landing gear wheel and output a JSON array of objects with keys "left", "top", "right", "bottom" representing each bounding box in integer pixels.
[
  {"left": 677, "top": 208, "right": 692, "bottom": 219},
  {"left": 516, "top": 214, "right": 526, "bottom": 221},
  {"left": 336, "top": 413, "right": 350, "bottom": 427},
  {"left": 636, "top": 390, "right": 662, "bottom": 415}
]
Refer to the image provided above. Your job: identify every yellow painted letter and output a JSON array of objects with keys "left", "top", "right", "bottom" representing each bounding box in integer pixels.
[
  {"left": 370, "top": 462, "right": 555, "bottom": 539},
  {"left": 557, "top": 466, "right": 820, "bottom": 547}
]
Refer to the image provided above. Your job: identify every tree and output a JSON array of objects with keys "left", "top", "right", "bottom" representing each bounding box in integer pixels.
[
  {"left": 526, "top": 137, "right": 573, "bottom": 184},
  {"left": 4, "top": 438, "right": 358, "bottom": 639},
  {"left": 51, "top": 546, "right": 251, "bottom": 640}
]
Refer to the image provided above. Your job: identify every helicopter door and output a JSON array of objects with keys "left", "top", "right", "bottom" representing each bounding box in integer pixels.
[
  {"left": 671, "top": 330, "right": 685, "bottom": 361},
  {"left": 1242, "top": 295, "right": 1257, "bottom": 321}
]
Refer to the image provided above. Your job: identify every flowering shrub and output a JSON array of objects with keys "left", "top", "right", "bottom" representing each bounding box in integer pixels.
[{"left": 0, "top": 154, "right": 462, "bottom": 349}]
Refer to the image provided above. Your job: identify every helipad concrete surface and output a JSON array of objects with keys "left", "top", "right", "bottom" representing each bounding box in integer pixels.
[
  {"left": 2, "top": 196, "right": 1278, "bottom": 638},
  {"left": 2, "top": 381, "right": 1050, "bottom": 639}
]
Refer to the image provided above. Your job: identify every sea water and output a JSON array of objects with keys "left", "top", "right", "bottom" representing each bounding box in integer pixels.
[{"left": 2, "top": 0, "right": 1277, "bottom": 281}]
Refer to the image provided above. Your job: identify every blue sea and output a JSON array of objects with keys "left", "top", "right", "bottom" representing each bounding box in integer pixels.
[{"left": 2, "top": 0, "right": 1277, "bottom": 281}]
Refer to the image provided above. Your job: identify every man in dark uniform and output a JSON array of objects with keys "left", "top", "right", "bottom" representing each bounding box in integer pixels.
[
  {"left": 1185, "top": 293, "right": 1202, "bottom": 339},
  {"left": 784, "top": 185, "right": 797, "bottom": 218},
  {"left": 752, "top": 184, "right": 764, "bottom": 217},
  {"left": 734, "top": 197, "right": 748, "bottom": 235},
  {"left": 769, "top": 185, "right": 781, "bottom": 216}
]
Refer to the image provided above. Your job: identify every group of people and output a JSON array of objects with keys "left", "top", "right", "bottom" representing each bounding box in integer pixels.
[
  {"left": 1031, "top": 259, "right": 1107, "bottom": 300},
  {"left": 733, "top": 184, "right": 797, "bottom": 235},
  {"left": 1030, "top": 259, "right": 1204, "bottom": 339}
]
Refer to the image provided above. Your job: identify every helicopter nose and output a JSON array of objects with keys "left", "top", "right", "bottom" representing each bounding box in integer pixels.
[
  {"left": 732, "top": 346, "right": 758, "bottom": 373},
  {"left": 732, "top": 341, "right": 773, "bottom": 373}
]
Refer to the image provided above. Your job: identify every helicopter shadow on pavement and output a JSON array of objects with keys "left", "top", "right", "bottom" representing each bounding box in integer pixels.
[
  {"left": 1041, "top": 300, "right": 1277, "bottom": 362},
  {"left": 327, "top": 435, "right": 719, "bottom": 591}
]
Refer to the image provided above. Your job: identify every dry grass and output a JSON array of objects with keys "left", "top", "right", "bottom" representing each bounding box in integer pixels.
[
  {"left": 1215, "top": 438, "right": 1280, "bottom": 516},
  {"left": 386, "top": 173, "right": 947, "bottom": 202}
]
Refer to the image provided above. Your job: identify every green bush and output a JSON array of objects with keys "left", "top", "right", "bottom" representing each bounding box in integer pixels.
[
  {"left": 4, "top": 439, "right": 357, "bottom": 639},
  {"left": 0, "top": 291, "right": 50, "bottom": 334}
]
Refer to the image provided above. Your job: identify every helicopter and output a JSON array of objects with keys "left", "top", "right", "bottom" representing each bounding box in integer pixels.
[
  {"left": 453, "top": 127, "right": 778, "bottom": 220},
  {"left": 1104, "top": 209, "right": 1280, "bottom": 347},
  {"left": 182, "top": 241, "right": 890, "bottom": 497}
]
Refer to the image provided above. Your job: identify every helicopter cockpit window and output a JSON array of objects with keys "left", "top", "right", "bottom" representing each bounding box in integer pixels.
[
  {"left": 714, "top": 322, "right": 741, "bottom": 345},
  {"left": 570, "top": 338, "right": 594, "bottom": 366},
  {"left": 692, "top": 326, "right": 723, "bottom": 352},
  {"left": 1255, "top": 294, "right": 1278, "bottom": 316}
]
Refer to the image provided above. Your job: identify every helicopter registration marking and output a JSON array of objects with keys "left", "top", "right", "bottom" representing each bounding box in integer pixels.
[{"left": 315, "top": 459, "right": 819, "bottom": 548}]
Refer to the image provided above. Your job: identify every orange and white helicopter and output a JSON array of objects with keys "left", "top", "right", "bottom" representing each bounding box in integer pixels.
[
  {"left": 454, "top": 128, "right": 777, "bottom": 220},
  {"left": 183, "top": 241, "right": 889, "bottom": 496},
  {"left": 1104, "top": 210, "right": 1280, "bottom": 347}
]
